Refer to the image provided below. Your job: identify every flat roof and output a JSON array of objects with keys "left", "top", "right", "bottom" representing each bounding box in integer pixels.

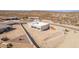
[{"left": 31, "top": 22, "right": 49, "bottom": 27}]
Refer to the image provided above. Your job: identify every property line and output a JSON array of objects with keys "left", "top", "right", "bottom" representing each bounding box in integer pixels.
[{"left": 21, "top": 24, "right": 40, "bottom": 48}]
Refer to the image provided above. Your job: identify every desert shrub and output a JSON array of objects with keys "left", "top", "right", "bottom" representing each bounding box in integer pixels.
[
  {"left": 65, "top": 29, "right": 69, "bottom": 32},
  {"left": 75, "top": 24, "right": 79, "bottom": 26},
  {"left": 19, "top": 38, "right": 23, "bottom": 40},
  {"left": 1, "top": 37, "right": 9, "bottom": 41},
  {"left": 7, "top": 43, "right": 13, "bottom": 48}
]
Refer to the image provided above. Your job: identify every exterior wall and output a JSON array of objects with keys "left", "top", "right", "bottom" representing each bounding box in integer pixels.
[
  {"left": 28, "top": 21, "right": 50, "bottom": 31},
  {"left": 31, "top": 24, "right": 50, "bottom": 31},
  {"left": 41, "top": 24, "right": 50, "bottom": 31}
]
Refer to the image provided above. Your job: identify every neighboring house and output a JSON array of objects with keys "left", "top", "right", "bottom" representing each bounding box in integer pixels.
[
  {"left": 0, "top": 20, "right": 26, "bottom": 34},
  {"left": 0, "top": 24, "right": 12, "bottom": 34}
]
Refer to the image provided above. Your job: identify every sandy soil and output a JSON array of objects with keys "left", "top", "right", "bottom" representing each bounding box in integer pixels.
[
  {"left": 1, "top": 23, "right": 79, "bottom": 48},
  {"left": 0, "top": 24, "right": 34, "bottom": 48},
  {"left": 57, "top": 28, "right": 79, "bottom": 48}
]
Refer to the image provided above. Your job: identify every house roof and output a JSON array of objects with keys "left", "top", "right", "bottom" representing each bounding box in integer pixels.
[
  {"left": 0, "top": 24, "right": 12, "bottom": 29},
  {"left": 31, "top": 21, "right": 49, "bottom": 28}
]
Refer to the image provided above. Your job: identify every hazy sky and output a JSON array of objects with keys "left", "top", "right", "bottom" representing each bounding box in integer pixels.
[{"left": 48, "top": 10, "right": 79, "bottom": 12}]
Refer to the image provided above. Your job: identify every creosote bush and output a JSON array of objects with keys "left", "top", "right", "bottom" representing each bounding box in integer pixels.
[
  {"left": 1, "top": 37, "right": 9, "bottom": 41},
  {"left": 7, "top": 43, "right": 13, "bottom": 48},
  {"left": 65, "top": 29, "right": 69, "bottom": 32},
  {"left": 19, "top": 38, "right": 23, "bottom": 40}
]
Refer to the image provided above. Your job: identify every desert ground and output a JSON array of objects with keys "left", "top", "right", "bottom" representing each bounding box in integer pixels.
[
  {"left": 0, "top": 24, "right": 34, "bottom": 48},
  {"left": 0, "top": 21, "right": 79, "bottom": 48},
  {"left": 0, "top": 10, "right": 79, "bottom": 48},
  {"left": 57, "top": 28, "right": 79, "bottom": 48}
]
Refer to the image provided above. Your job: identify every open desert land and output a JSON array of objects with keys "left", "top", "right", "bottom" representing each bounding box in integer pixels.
[
  {"left": 0, "top": 11, "right": 79, "bottom": 48},
  {"left": 0, "top": 21, "right": 79, "bottom": 48},
  {"left": 0, "top": 24, "right": 34, "bottom": 48},
  {"left": 57, "top": 28, "right": 79, "bottom": 48},
  {"left": 1, "top": 20, "right": 79, "bottom": 48}
]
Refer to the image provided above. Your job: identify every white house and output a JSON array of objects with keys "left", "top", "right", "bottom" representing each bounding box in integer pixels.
[{"left": 29, "top": 20, "right": 50, "bottom": 31}]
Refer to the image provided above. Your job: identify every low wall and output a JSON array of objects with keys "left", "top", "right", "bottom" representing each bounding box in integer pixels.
[{"left": 51, "top": 23, "right": 79, "bottom": 31}]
